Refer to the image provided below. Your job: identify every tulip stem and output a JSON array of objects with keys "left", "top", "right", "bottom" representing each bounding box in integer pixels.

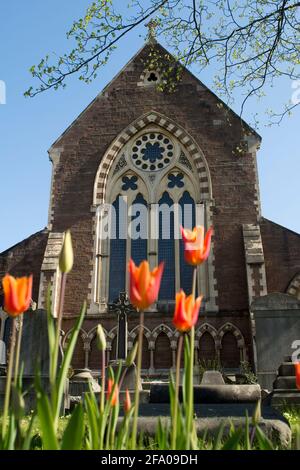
[
  {"left": 2, "top": 318, "right": 17, "bottom": 439},
  {"left": 131, "top": 310, "right": 144, "bottom": 449},
  {"left": 172, "top": 333, "right": 183, "bottom": 449},
  {"left": 186, "top": 267, "right": 197, "bottom": 448},
  {"left": 14, "top": 315, "right": 24, "bottom": 386},
  {"left": 192, "top": 267, "right": 197, "bottom": 297},
  {"left": 100, "top": 349, "right": 105, "bottom": 415},
  {"left": 52, "top": 273, "right": 67, "bottom": 379}
]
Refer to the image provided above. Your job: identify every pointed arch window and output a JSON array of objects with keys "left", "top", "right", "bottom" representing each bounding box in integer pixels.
[
  {"left": 179, "top": 191, "right": 196, "bottom": 295},
  {"left": 158, "top": 192, "right": 175, "bottom": 300},
  {"left": 108, "top": 195, "right": 127, "bottom": 302},
  {"left": 94, "top": 127, "right": 212, "bottom": 313},
  {"left": 130, "top": 193, "right": 148, "bottom": 266}
]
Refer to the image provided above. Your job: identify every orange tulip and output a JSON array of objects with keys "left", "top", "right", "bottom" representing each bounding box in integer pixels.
[
  {"left": 124, "top": 389, "right": 132, "bottom": 414},
  {"left": 2, "top": 274, "right": 33, "bottom": 317},
  {"left": 173, "top": 290, "right": 203, "bottom": 332},
  {"left": 295, "top": 363, "right": 300, "bottom": 390},
  {"left": 181, "top": 226, "right": 213, "bottom": 266},
  {"left": 129, "top": 259, "right": 164, "bottom": 311},
  {"left": 107, "top": 378, "right": 119, "bottom": 406}
]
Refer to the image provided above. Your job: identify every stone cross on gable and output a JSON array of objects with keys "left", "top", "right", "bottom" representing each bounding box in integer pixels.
[
  {"left": 108, "top": 292, "right": 136, "bottom": 360},
  {"left": 145, "top": 18, "right": 159, "bottom": 42}
]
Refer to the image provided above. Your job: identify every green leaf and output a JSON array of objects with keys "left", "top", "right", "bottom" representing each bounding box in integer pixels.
[
  {"left": 84, "top": 392, "right": 100, "bottom": 450},
  {"left": 221, "top": 427, "right": 243, "bottom": 450},
  {"left": 255, "top": 425, "right": 274, "bottom": 450},
  {"left": 61, "top": 404, "right": 84, "bottom": 450},
  {"left": 3, "top": 414, "right": 17, "bottom": 450},
  {"left": 213, "top": 422, "right": 225, "bottom": 450},
  {"left": 37, "top": 392, "right": 59, "bottom": 450},
  {"left": 22, "top": 412, "right": 37, "bottom": 450},
  {"left": 55, "top": 301, "right": 86, "bottom": 421}
]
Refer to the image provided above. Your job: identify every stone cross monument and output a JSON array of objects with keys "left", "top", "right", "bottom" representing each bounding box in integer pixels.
[{"left": 108, "top": 292, "right": 136, "bottom": 360}]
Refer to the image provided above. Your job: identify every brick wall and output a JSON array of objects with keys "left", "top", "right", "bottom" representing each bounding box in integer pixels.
[
  {"left": 0, "top": 230, "right": 48, "bottom": 304},
  {"left": 260, "top": 218, "right": 300, "bottom": 292},
  {"left": 49, "top": 43, "right": 260, "bottom": 315}
]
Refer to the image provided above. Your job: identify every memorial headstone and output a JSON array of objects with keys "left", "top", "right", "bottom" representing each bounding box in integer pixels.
[{"left": 251, "top": 293, "right": 300, "bottom": 390}]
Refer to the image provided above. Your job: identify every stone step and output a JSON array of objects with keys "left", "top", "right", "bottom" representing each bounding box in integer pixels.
[
  {"left": 271, "top": 393, "right": 300, "bottom": 407},
  {"left": 278, "top": 363, "right": 297, "bottom": 377},
  {"left": 117, "top": 404, "right": 291, "bottom": 448},
  {"left": 150, "top": 383, "right": 261, "bottom": 404},
  {"left": 273, "top": 376, "right": 298, "bottom": 390}
]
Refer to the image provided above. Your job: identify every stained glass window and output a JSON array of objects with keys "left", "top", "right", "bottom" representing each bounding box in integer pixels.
[
  {"left": 131, "top": 193, "right": 148, "bottom": 266},
  {"left": 108, "top": 196, "right": 127, "bottom": 302},
  {"left": 158, "top": 192, "right": 175, "bottom": 300},
  {"left": 131, "top": 133, "right": 174, "bottom": 171},
  {"left": 179, "top": 191, "right": 196, "bottom": 295}
]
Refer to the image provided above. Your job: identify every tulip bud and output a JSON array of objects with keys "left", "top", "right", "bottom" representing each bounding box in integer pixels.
[
  {"left": 96, "top": 324, "right": 106, "bottom": 351},
  {"left": 124, "top": 389, "right": 132, "bottom": 414},
  {"left": 126, "top": 342, "right": 138, "bottom": 367},
  {"left": 59, "top": 230, "right": 74, "bottom": 274},
  {"left": 252, "top": 399, "right": 261, "bottom": 426}
]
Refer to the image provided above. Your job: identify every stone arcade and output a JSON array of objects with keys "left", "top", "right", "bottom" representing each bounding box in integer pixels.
[{"left": 1, "top": 38, "right": 300, "bottom": 386}]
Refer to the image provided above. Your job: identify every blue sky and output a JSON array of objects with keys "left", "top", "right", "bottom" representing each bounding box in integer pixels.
[{"left": 0, "top": 0, "right": 299, "bottom": 253}]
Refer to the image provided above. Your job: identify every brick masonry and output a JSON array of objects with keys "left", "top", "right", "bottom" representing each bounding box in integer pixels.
[{"left": 1, "top": 42, "right": 300, "bottom": 373}]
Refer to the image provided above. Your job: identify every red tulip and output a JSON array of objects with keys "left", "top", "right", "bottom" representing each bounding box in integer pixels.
[
  {"left": 295, "top": 363, "right": 300, "bottom": 390},
  {"left": 181, "top": 226, "right": 213, "bottom": 266},
  {"left": 2, "top": 274, "right": 33, "bottom": 317},
  {"left": 124, "top": 389, "right": 132, "bottom": 414},
  {"left": 107, "top": 378, "right": 119, "bottom": 406},
  {"left": 129, "top": 259, "right": 164, "bottom": 311},
  {"left": 173, "top": 290, "right": 203, "bottom": 332}
]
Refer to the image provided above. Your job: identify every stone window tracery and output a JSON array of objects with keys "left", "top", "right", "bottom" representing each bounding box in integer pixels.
[{"left": 93, "top": 126, "right": 211, "bottom": 311}]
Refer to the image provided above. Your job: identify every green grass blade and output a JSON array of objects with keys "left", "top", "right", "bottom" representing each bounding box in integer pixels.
[
  {"left": 221, "top": 427, "right": 243, "bottom": 450},
  {"left": 61, "top": 404, "right": 84, "bottom": 450},
  {"left": 37, "top": 392, "right": 59, "bottom": 450},
  {"left": 55, "top": 301, "right": 86, "bottom": 420},
  {"left": 255, "top": 425, "right": 274, "bottom": 450}
]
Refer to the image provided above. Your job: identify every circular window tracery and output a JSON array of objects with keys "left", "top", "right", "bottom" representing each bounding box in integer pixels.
[{"left": 131, "top": 132, "right": 174, "bottom": 171}]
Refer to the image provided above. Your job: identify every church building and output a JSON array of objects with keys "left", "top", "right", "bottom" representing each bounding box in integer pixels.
[{"left": 1, "top": 38, "right": 300, "bottom": 378}]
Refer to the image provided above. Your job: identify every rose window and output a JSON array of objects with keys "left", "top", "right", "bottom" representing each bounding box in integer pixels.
[{"left": 131, "top": 133, "right": 174, "bottom": 171}]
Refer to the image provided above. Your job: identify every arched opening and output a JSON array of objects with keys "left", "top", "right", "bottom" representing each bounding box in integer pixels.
[
  {"left": 198, "top": 332, "right": 216, "bottom": 363},
  {"left": 179, "top": 191, "right": 196, "bottom": 295},
  {"left": 89, "top": 336, "right": 107, "bottom": 371},
  {"left": 154, "top": 333, "right": 172, "bottom": 369},
  {"left": 71, "top": 335, "right": 85, "bottom": 370},
  {"left": 134, "top": 335, "right": 151, "bottom": 369},
  {"left": 220, "top": 332, "right": 240, "bottom": 368},
  {"left": 110, "top": 336, "right": 117, "bottom": 361},
  {"left": 108, "top": 196, "right": 127, "bottom": 302},
  {"left": 158, "top": 192, "right": 175, "bottom": 300},
  {"left": 177, "top": 337, "right": 184, "bottom": 367}
]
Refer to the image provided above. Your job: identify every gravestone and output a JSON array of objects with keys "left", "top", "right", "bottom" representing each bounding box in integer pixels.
[
  {"left": 108, "top": 292, "right": 136, "bottom": 360},
  {"left": 201, "top": 370, "right": 225, "bottom": 385},
  {"left": 20, "top": 309, "right": 50, "bottom": 375},
  {"left": 251, "top": 293, "right": 300, "bottom": 390},
  {"left": 108, "top": 292, "right": 141, "bottom": 391}
]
